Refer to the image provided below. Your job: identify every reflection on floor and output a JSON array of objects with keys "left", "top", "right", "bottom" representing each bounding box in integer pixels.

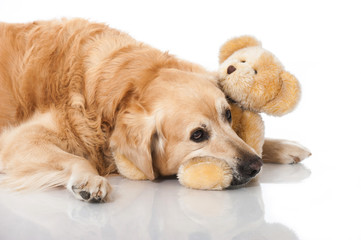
[{"left": 0, "top": 163, "right": 316, "bottom": 240}]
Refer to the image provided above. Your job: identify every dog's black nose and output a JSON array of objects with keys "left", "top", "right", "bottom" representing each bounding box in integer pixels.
[{"left": 237, "top": 156, "right": 263, "bottom": 178}]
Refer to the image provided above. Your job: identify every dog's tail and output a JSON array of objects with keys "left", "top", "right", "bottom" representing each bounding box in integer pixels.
[
  {"left": 0, "top": 130, "right": 6, "bottom": 173},
  {"left": 0, "top": 164, "right": 69, "bottom": 192}
]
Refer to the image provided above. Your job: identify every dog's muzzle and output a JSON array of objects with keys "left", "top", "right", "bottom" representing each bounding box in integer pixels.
[{"left": 230, "top": 155, "right": 263, "bottom": 186}]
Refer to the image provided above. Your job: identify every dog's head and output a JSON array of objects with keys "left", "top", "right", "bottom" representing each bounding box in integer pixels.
[{"left": 110, "top": 68, "right": 262, "bottom": 187}]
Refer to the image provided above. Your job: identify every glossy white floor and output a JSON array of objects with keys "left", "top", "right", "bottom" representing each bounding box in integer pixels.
[
  {"left": 1, "top": 156, "right": 361, "bottom": 240},
  {"left": 1, "top": 0, "right": 361, "bottom": 239},
  {"left": 0, "top": 163, "right": 314, "bottom": 240}
]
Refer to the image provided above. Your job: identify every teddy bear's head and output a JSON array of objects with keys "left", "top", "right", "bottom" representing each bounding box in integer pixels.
[{"left": 218, "top": 36, "right": 300, "bottom": 116}]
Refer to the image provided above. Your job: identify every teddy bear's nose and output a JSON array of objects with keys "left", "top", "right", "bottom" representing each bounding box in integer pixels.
[{"left": 227, "top": 65, "right": 236, "bottom": 74}]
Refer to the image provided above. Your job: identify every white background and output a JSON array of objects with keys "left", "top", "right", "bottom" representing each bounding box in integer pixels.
[{"left": 1, "top": 1, "right": 361, "bottom": 239}]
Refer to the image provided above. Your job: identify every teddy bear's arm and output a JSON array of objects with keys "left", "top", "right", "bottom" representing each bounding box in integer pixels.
[{"left": 230, "top": 104, "right": 265, "bottom": 156}]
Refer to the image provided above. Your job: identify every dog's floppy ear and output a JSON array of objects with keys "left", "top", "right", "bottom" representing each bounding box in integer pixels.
[
  {"left": 110, "top": 105, "right": 158, "bottom": 180},
  {"left": 262, "top": 71, "right": 301, "bottom": 116},
  {"left": 219, "top": 36, "right": 261, "bottom": 64}
]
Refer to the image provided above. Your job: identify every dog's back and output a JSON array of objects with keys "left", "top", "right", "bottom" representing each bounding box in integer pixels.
[
  {"left": 0, "top": 22, "right": 30, "bottom": 130},
  {"left": 0, "top": 20, "right": 73, "bottom": 130},
  {"left": 0, "top": 19, "right": 134, "bottom": 131}
]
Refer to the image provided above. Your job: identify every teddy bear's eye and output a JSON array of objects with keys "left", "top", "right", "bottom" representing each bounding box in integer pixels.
[
  {"left": 241, "top": 60, "right": 246, "bottom": 63},
  {"left": 254, "top": 69, "right": 258, "bottom": 74}
]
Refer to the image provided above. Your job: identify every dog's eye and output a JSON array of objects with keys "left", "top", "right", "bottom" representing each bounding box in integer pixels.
[
  {"left": 190, "top": 129, "right": 208, "bottom": 143},
  {"left": 254, "top": 69, "right": 257, "bottom": 74},
  {"left": 225, "top": 109, "right": 232, "bottom": 123},
  {"left": 241, "top": 60, "right": 246, "bottom": 63}
]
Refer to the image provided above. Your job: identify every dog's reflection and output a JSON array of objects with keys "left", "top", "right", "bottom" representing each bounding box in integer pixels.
[
  {"left": 0, "top": 163, "right": 311, "bottom": 240},
  {"left": 259, "top": 163, "right": 311, "bottom": 183},
  {"left": 146, "top": 181, "right": 298, "bottom": 240}
]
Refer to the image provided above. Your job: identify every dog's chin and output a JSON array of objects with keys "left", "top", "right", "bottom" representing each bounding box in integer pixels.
[{"left": 228, "top": 176, "right": 253, "bottom": 189}]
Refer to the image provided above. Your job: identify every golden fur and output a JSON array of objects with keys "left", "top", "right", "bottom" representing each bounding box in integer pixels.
[
  {"left": 0, "top": 19, "right": 265, "bottom": 201},
  {"left": 0, "top": 19, "right": 310, "bottom": 199}
]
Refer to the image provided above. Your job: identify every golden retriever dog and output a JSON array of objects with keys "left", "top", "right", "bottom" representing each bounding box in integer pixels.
[{"left": 0, "top": 19, "right": 308, "bottom": 202}]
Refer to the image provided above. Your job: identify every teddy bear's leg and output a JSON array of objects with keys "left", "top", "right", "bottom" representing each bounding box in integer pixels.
[
  {"left": 262, "top": 139, "right": 311, "bottom": 164},
  {"left": 230, "top": 104, "right": 265, "bottom": 156}
]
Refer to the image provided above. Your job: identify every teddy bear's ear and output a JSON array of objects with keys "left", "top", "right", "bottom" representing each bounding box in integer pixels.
[
  {"left": 219, "top": 36, "right": 261, "bottom": 64},
  {"left": 262, "top": 71, "right": 301, "bottom": 116}
]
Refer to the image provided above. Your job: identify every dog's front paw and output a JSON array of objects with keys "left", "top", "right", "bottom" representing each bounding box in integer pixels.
[
  {"left": 68, "top": 175, "right": 111, "bottom": 203},
  {"left": 262, "top": 139, "right": 312, "bottom": 164},
  {"left": 277, "top": 140, "right": 312, "bottom": 164}
]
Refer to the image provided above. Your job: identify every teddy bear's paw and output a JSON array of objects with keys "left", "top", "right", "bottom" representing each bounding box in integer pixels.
[
  {"left": 177, "top": 157, "right": 233, "bottom": 190},
  {"left": 262, "top": 139, "right": 311, "bottom": 164}
]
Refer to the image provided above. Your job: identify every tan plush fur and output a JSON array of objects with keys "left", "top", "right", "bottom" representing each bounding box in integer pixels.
[
  {"left": 230, "top": 104, "right": 265, "bottom": 155},
  {"left": 219, "top": 36, "right": 301, "bottom": 116},
  {"left": 0, "top": 19, "right": 269, "bottom": 201},
  {"left": 218, "top": 36, "right": 261, "bottom": 63},
  {"left": 221, "top": 37, "right": 311, "bottom": 163},
  {"left": 177, "top": 157, "right": 232, "bottom": 190},
  {"left": 218, "top": 36, "right": 303, "bottom": 157}
]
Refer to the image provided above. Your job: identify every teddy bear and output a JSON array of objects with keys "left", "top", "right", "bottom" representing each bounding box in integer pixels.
[
  {"left": 217, "top": 35, "right": 301, "bottom": 154},
  {"left": 177, "top": 36, "right": 303, "bottom": 190}
]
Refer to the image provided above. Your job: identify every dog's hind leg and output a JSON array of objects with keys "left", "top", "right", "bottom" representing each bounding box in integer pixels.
[
  {"left": 262, "top": 139, "right": 312, "bottom": 164},
  {"left": 0, "top": 112, "right": 111, "bottom": 202}
]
